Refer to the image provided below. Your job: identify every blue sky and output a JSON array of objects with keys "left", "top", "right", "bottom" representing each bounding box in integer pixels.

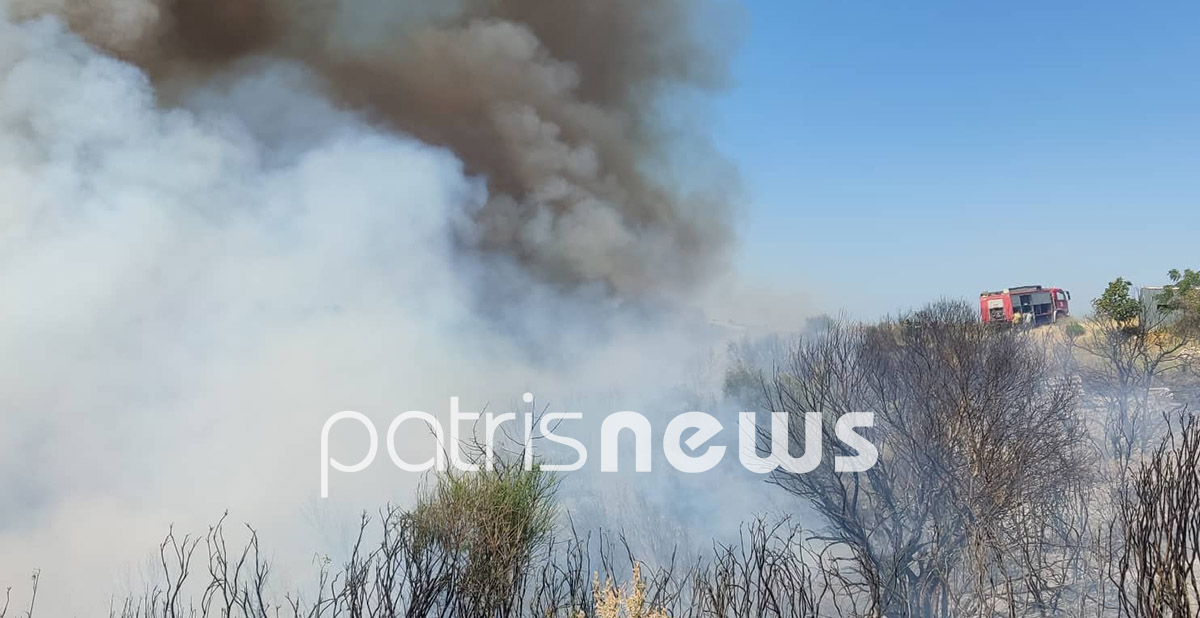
[{"left": 713, "top": 0, "right": 1200, "bottom": 318}]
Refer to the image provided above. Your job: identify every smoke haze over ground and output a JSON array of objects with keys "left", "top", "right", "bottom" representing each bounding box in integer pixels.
[{"left": 0, "top": 1, "right": 771, "bottom": 614}]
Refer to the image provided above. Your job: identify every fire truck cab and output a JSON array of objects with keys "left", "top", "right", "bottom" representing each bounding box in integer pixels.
[{"left": 980, "top": 285, "right": 1071, "bottom": 325}]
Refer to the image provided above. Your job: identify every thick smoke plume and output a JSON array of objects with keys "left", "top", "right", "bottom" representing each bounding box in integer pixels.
[
  {"left": 0, "top": 2, "right": 751, "bottom": 614},
  {"left": 8, "top": 0, "right": 739, "bottom": 296}
]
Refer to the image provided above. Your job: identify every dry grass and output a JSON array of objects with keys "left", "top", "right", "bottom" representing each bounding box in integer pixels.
[{"left": 584, "top": 563, "right": 668, "bottom": 618}]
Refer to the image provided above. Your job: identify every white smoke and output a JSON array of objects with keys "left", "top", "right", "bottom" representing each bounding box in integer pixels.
[
  {"left": 0, "top": 14, "right": 474, "bottom": 608},
  {"left": 0, "top": 14, "right": 787, "bottom": 615}
]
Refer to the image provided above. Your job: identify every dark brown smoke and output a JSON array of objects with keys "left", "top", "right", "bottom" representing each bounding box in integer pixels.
[
  {"left": 9, "top": 0, "right": 741, "bottom": 298},
  {"left": 170, "top": 0, "right": 280, "bottom": 62}
]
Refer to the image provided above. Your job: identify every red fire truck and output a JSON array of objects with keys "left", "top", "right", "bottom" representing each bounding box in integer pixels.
[{"left": 980, "top": 285, "right": 1071, "bottom": 325}]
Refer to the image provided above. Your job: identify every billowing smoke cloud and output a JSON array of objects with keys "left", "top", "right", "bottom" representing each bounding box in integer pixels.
[
  {"left": 0, "top": 1, "right": 766, "bottom": 614},
  {"left": 7, "top": 0, "right": 739, "bottom": 297}
]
